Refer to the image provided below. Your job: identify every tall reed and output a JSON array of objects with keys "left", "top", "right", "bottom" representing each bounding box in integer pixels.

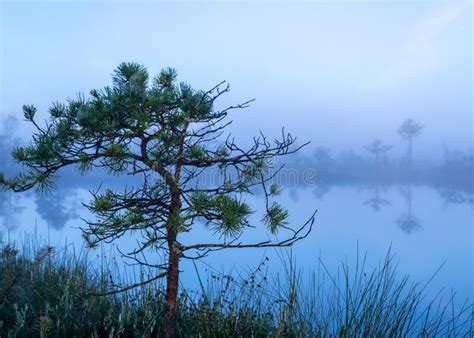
[{"left": 0, "top": 238, "right": 472, "bottom": 337}]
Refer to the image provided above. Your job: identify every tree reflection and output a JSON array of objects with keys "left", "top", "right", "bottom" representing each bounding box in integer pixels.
[
  {"left": 0, "top": 115, "right": 20, "bottom": 172},
  {"left": 0, "top": 191, "right": 24, "bottom": 231},
  {"left": 34, "top": 189, "right": 79, "bottom": 230},
  {"left": 396, "top": 184, "right": 422, "bottom": 234},
  {"left": 313, "top": 183, "right": 330, "bottom": 200},
  {"left": 364, "top": 185, "right": 390, "bottom": 212}
]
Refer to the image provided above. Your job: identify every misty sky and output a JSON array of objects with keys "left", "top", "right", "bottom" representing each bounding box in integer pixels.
[{"left": 1, "top": 1, "right": 472, "bottom": 158}]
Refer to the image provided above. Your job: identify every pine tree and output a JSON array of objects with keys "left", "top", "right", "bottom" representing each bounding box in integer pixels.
[
  {"left": 0, "top": 63, "right": 315, "bottom": 337},
  {"left": 364, "top": 139, "right": 392, "bottom": 166},
  {"left": 397, "top": 119, "right": 423, "bottom": 170}
]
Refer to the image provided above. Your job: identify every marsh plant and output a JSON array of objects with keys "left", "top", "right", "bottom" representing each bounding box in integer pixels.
[{"left": 0, "top": 239, "right": 472, "bottom": 337}]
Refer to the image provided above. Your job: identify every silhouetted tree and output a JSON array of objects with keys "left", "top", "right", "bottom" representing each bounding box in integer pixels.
[
  {"left": 0, "top": 63, "right": 315, "bottom": 337},
  {"left": 364, "top": 139, "right": 392, "bottom": 166},
  {"left": 312, "top": 146, "right": 336, "bottom": 181},
  {"left": 397, "top": 119, "right": 423, "bottom": 169}
]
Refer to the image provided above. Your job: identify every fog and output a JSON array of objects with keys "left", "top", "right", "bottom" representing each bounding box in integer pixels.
[
  {"left": 0, "top": 3, "right": 473, "bottom": 315},
  {"left": 1, "top": 1, "right": 472, "bottom": 156}
]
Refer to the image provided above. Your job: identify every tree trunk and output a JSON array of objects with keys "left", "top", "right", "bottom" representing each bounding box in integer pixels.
[{"left": 164, "top": 233, "right": 180, "bottom": 338}]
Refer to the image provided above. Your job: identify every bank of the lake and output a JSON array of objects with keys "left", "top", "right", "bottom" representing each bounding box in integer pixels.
[{"left": 0, "top": 240, "right": 472, "bottom": 337}]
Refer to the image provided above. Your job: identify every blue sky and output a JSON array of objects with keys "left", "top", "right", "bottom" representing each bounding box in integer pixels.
[{"left": 1, "top": 1, "right": 472, "bottom": 157}]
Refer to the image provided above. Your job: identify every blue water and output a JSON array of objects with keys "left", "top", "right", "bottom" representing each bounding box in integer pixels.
[{"left": 1, "top": 181, "right": 472, "bottom": 304}]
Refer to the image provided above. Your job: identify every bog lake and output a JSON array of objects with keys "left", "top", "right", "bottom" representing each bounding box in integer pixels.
[{"left": 1, "top": 173, "right": 471, "bottom": 303}]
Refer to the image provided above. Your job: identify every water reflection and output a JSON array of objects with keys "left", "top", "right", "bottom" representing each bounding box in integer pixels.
[
  {"left": 6, "top": 180, "right": 470, "bottom": 236},
  {"left": 0, "top": 115, "right": 21, "bottom": 176},
  {"left": 289, "top": 189, "right": 300, "bottom": 202},
  {"left": 437, "top": 188, "right": 474, "bottom": 208},
  {"left": 0, "top": 189, "right": 80, "bottom": 232},
  {"left": 396, "top": 184, "right": 422, "bottom": 234},
  {"left": 1, "top": 176, "right": 471, "bottom": 236},
  {"left": 364, "top": 185, "right": 391, "bottom": 212},
  {"left": 34, "top": 189, "right": 80, "bottom": 230},
  {"left": 313, "top": 183, "right": 330, "bottom": 200},
  {"left": 0, "top": 190, "right": 24, "bottom": 231}
]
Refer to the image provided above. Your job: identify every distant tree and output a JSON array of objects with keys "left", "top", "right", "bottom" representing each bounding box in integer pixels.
[
  {"left": 313, "top": 147, "right": 334, "bottom": 177},
  {"left": 3, "top": 115, "right": 18, "bottom": 131},
  {"left": 313, "top": 147, "right": 332, "bottom": 164},
  {"left": 397, "top": 119, "right": 423, "bottom": 169},
  {"left": 0, "top": 63, "right": 315, "bottom": 337},
  {"left": 364, "top": 139, "right": 392, "bottom": 166}
]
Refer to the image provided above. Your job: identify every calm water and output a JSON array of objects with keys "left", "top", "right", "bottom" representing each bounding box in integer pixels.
[{"left": 0, "top": 182, "right": 472, "bottom": 302}]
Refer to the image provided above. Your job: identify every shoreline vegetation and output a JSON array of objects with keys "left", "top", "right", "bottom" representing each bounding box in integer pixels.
[{"left": 1, "top": 238, "right": 472, "bottom": 337}]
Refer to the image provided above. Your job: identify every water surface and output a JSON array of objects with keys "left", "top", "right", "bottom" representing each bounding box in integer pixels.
[{"left": 1, "top": 180, "right": 471, "bottom": 302}]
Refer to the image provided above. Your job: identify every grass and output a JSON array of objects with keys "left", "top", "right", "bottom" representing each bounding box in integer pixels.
[{"left": 0, "top": 239, "right": 472, "bottom": 337}]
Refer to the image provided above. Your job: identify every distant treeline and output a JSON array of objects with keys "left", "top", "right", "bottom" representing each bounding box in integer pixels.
[
  {"left": 1, "top": 115, "right": 472, "bottom": 193},
  {"left": 292, "top": 146, "right": 474, "bottom": 193}
]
